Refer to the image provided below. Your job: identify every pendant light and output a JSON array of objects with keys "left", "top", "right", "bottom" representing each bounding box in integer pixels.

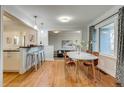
[
  {"left": 40, "top": 22, "right": 44, "bottom": 33},
  {"left": 34, "top": 16, "right": 38, "bottom": 30}
]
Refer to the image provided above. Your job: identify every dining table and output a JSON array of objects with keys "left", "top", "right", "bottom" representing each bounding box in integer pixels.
[{"left": 67, "top": 51, "right": 98, "bottom": 83}]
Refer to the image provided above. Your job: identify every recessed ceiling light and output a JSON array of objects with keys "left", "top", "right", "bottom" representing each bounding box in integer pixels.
[
  {"left": 58, "top": 16, "right": 72, "bottom": 22},
  {"left": 53, "top": 30, "right": 60, "bottom": 34}
]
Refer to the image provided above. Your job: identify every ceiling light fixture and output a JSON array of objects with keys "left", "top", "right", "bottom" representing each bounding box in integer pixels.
[
  {"left": 34, "top": 16, "right": 38, "bottom": 30},
  {"left": 76, "top": 31, "right": 81, "bottom": 33},
  {"left": 41, "top": 30, "right": 44, "bottom": 33},
  {"left": 58, "top": 16, "right": 72, "bottom": 22},
  {"left": 53, "top": 30, "right": 60, "bottom": 34},
  {"left": 40, "top": 22, "right": 44, "bottom": 33}
]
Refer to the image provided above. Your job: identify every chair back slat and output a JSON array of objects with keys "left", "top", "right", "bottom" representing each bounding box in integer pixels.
[
  {"left": 92, "top": 51, "right": 99, "bottom": 57},
  {"left": 86, "top": 50, "right": 92, "bottom": 54}
]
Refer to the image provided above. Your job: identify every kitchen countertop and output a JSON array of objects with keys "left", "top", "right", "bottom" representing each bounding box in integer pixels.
[
  {"left": 20, "top": 45, "right": 43, "bottom": 48},
  {"left": 3, "top": 50, "right": 20, "bottom": 52}
]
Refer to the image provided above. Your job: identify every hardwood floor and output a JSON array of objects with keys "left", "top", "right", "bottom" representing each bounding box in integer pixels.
[{"left": 3, "top": 60, "right": 117, "bottom": 87}]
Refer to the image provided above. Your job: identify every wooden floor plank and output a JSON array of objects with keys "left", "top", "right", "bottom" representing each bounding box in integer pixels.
[{"left": 3, "top": 60, "right": 117, "bottom": 87}]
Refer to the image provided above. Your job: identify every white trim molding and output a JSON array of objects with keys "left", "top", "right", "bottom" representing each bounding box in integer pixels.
[
  {"left": 95, "top": 15, "right": 118, "bottom": 58},
  {"left": 0, "top": 5, "right": 3, "bottom": 87}
]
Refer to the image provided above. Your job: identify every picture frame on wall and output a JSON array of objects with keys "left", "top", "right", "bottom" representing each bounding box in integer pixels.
[
  {"left": 13, "top": 36, "right": 19, "bottom": 45},
  {"left": 6, "top": 37, "right": 12, "bottom": 44},
  {"left": 29, "top": 34, "right": 35, "bottom": 42},
  {"left": 62, "top": 40, "right": 74, "bottom": 49}
]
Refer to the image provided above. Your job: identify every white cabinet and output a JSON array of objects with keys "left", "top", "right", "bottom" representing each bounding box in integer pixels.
[
  {"left": 3, "top": 52, "right": 20, "bottom": 72},
  {"left": 44, "top": 45, "right": 54, "bottom": 61}
]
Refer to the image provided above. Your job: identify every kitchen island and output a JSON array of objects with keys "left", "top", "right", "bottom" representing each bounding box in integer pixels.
[{"left": 3, "top": 45, "right": 54, "bottom": 74}]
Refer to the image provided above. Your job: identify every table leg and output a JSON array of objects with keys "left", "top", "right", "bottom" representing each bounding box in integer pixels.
[
  {"left": 91, "top": 60, "right": 96, "bottom": 83},
  {"left": 76, "top": 60, "right": 79, "bottom": 83}
]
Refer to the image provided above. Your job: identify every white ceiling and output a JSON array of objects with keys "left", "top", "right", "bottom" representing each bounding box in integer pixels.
[
  {"left": 14, "top": 5, "right": 115, "bottom": 31},
  {"left": 3, "top": 15, "right": 35, "bottom": 32}
]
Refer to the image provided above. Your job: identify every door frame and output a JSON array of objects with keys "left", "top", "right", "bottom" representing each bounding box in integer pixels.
[{"left": 0, "top": 5, "right": 3, "bottom": 87}]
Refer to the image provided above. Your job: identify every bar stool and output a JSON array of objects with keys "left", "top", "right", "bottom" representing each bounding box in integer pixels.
[
  {"left": 42, "top": 50, "right": 45, "bottom": 62},
  {"left": 33, "top": 51, "right": 40, "bottom": 71},
  {"left": 39, "top": 50, "right": 42, "bottom": 63},
  {"left": 26, "top": 52, "right": 34, "bottom": 70},
  {"left": 37, "top": 50, "right": 43, "bottom": 67},
  {"left": 26, "top": 51, "right": 39, "bottom": 71},
  {"left": 39, "top": 50, "right": 45, "bottom": 63}
]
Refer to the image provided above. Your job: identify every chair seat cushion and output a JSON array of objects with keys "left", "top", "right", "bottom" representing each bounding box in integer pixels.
[
  {"left": 83, "top": 62, "right": 92, "bottom": 66},
  {"left": 66, "top": 60, "right": 76, "bottom": 66},
  {"left": 83, "top": 60, "right": 98, "bottom": 66}
]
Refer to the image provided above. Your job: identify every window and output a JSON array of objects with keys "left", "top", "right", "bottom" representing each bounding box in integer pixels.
[{"left": 99, "top": 23, "right": 114, "bottom": 55}]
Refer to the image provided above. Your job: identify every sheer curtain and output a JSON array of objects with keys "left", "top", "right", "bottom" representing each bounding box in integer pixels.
[{"left": 116, "top": 7, "right": 124, "bottom": 86}]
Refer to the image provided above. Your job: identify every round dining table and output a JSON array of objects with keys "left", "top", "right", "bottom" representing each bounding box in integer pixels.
[{"left": 67, "top": 51, "right": 98, "bottom": 83}]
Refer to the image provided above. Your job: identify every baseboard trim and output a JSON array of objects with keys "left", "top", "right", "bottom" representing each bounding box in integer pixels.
[{"left": 98, "top": 68, "right": 108, "bottom": 75}]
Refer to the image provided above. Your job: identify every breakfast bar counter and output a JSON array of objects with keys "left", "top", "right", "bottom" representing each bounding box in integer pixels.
[{"left": 19, "top": 45, "right": 44, "bottom": 74}]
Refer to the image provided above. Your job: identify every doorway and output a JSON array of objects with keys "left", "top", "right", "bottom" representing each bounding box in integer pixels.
[{"left": 48, "top": 30, "right": 82, "bottom": 60}]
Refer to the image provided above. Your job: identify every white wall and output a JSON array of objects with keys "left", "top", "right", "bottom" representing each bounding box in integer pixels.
[
  {"left": 4, "top": 6, "right": 34, "bottom": 29},
  {"left": 3, "top": 30, "right": 37, "bottom": 50},
  {"left": 0, "top": 6, "right": 3, "bottom": 87},
  {"left": 3, "top": 31, "right": 21, "bottom": 50},
  {"left": 89, "top": 6, "right": 122, "bottom": 26},
  {"left": 87, "top": 5, "right": 122, "bottom": 42},
  {"left": 49, "top": 31, "right": 82, "bottom": 51},
  {"left": 4, "top": 6, "right": 48, "bottom": 46},
  {"left": 81, "top": 6, "right": 122, "bottom": 48},
  {"left": 44, "top": 45, "right": 54, "bottom": 61},
  {"left": 82, "top": 26, "right": 88, "bottom": 48},
  {"left": 37, "top": 30, "right": 48, "bottom": 46},
  {"left": 87, "top": 5, "right": 122, "bottom": 77}
]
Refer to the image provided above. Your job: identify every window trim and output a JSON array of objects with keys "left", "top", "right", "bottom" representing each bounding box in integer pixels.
[
  {"left": 99, "top": 22, "right": 115, "bottom": 56},
  {"left": 94, "top": 15, "right": 118, "bottom": 58}
]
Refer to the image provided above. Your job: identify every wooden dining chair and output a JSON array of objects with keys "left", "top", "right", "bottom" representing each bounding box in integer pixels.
[
  {"left": 63, "top": 52, "right": 69, "bottom": 62},
  {"left": 83, "top": 51, "right": 101, "bottom": 80},
  {"left": 64, "top": 52, "right": 77, "bottom": 82},
  {"left": 63, "top": 52, "right": 76, "bottom": 66},
  {"left": 86, "top": 50, "right": 92, "bottom": 54}
]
